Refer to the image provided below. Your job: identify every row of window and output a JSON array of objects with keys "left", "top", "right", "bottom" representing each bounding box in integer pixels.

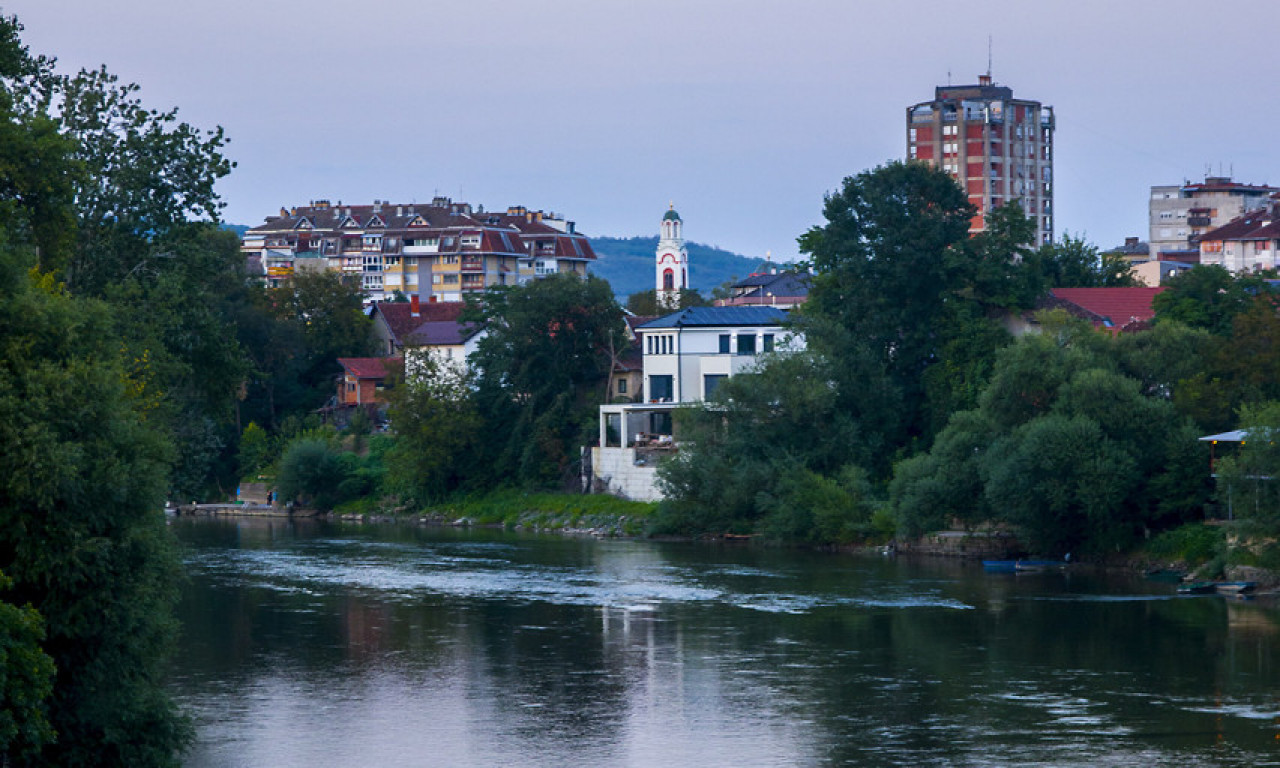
[
  {"left": 645, "top": 374, "right": 728, "bottom": 402},
  {"left": 718, "top": 333, "right": 774, "bottom": 355}
]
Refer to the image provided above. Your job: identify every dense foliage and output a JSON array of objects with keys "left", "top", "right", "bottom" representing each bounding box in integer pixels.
[{"left": 466, "top": 274, "right": 627, "bottom": 489}]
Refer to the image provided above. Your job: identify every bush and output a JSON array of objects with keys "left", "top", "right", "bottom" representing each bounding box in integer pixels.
[
  {"left": 276, "top": 439, "right": 351, "bottom": 510},
  {"left": 1143, "top": 523, "right": 1224, "bottom": 566}
]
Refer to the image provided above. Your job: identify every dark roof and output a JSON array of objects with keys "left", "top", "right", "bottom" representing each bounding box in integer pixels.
[
  {"left": 1199, "top": 209, "right": 1280, "bottom": 242},
  {"left": 733, "top": 271, "right": 811, "bottom": 295},
  {"left": 662, "top": 208, "right": 681, "bottom": 222},
  {"left": 613, "top": 342, "right": 643, "bottom": 372},
  {"left": 338, "top": 357, "right": 401, "bottom": 379},
  {"left": 372, "top": 301, "right": 466, "bottom": 343},
  {"left": 638, "top": 306, "right": 790, "bottom": 329},
  {"left": 403, "top": 320, "right": 479, "bottom": 347}
]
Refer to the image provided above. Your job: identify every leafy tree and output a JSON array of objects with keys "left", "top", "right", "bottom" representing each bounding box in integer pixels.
[
  {"left": 625, "top": 287, "right": 705, "bottom": 316},
  {"left": 798, "top": 163, "right": 1042, "bottom": 459},
  {"left": 237, "top": 421, "right": 274, "bottom": 480},
  {"left": 0, "top": 240, "right": 191, "bottom": 765},
  {"left": 275, "top": 437, "right": 351, "bottom": 511},
  {"left": 243, "top": 271, "right": 374, "bottom": 429},
  {"left": 0, "top": 571, "right": 56, "bottom": 763},
  {"left": 891, "top": 326, "right": 1209, "bottom": 555},
  {"left": 1032, "top": 232, "right": 1137, "bottom": 288},
  {"left": 1152, "top": 265, "right": 1268, "bottom": 336},
  {"left": 467, "top": 273, "right": 626, "bottom": 488},
  {"left": 384, "top": 356, "right": 480, "bottom": 502},
  {"left": 654, "top": 351, "right": 875, "bottom": 539}
]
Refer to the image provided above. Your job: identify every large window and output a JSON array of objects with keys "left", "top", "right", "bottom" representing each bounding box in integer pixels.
[
  {"left": 719, "top": 334, "right": 731, "bottom": 354},
  {"left": 649, "top": 375, "right": 673, "bottom": 402},
  {"left": 703, "top": 374, "right": 727, "bottom": 400},
  {"left": 762, "top": 334, "right": 775, "bottom": 353},
  {"left": 737, "top": 333, "right": 756, "bottom": 355}
]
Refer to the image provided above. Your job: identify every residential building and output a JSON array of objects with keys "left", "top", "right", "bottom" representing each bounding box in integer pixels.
[
  {"left": 713, "top": 269, "right": 810, "bottom": 308},
  {"left": 241, "top": 198, "right": 596, "bottom": 302},
  {"left": 336, "top": 357, "right": 400, "bottom": 408},
  {"left": 1196, "top": 197, "right": 1280, "bottom": 274},
  {"left": 592, "top": 306, "right": 803, "bottom": 501},
  {"left": 655, "top": 205, "right": 689, "bottom": 309},
  {"left": 907, "top": 74, "right": 1054, "bottom": 245},
  {"left": 1149, "top": 176, "right": 1278, "bottom": 260},
  {"left": 368, "top": 295, "right": 482, "bottom": 378}
]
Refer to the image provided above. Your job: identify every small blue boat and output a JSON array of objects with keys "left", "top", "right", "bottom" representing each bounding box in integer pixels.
[{"left": 982, "top": 559, "right": 1066, "bottom": 572}]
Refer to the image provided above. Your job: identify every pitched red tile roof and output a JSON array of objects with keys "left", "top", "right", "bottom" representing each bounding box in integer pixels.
[
  {"left": 338, "top": 357, "right": 402, "bottom": 379},
  {"left": 1047, "top": 287, "right": 1167, "bottom": 333}
]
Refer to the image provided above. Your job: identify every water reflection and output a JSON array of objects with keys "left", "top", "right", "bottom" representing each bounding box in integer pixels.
[{"left": 170, "top": 519, "right": 1280, "bottom": 767}]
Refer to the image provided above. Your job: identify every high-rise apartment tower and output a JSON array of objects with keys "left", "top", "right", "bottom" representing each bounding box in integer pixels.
[{"left": 907, "top": 74, "right": 1055, "bottom": 246}]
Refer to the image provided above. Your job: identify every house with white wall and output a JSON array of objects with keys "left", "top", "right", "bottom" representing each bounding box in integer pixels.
[{"left": 591, "top": 306, "right": 802, "bottom": 500}]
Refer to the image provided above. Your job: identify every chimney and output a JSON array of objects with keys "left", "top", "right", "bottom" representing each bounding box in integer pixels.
[
  {"left": 396, "top": 205, "right": 403, "bottom": 216},
  {"left": 410, "top": 294, "right": 420, "bottom": 318},
  {"left": 280, "top": 207, "right": 289, "bottom": 218}
]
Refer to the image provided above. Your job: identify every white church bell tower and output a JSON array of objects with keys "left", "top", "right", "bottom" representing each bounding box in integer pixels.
[{"left": 655, "top": 203, "right": 688, "bottom": 309}]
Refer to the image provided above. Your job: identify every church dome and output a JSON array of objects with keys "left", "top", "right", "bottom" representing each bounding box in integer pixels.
[{"left": 662, "top": 207, "right": 681, "bottom": 222}]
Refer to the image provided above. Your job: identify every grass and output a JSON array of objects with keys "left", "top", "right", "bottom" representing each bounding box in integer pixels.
[
  {"left": 419, "top": 489, "right": 658, "bottom": 536},
  {"left": 1142, "top": 523, "right": 1224, "bottom": 567}
]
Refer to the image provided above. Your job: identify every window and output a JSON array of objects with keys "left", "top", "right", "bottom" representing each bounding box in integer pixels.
[
  {"left": 443, "top": 274, "right": 459, "bottom": 284},
  {"left": 460, "top": 234, "right": 481, "bottom": 248},
  {"left": 762, "top": 334, "right": 775, "bottom": 353},
  {"left": 737, "top": 333, "right": 756, "bottom": 355},
  {"left": 719, "top": 334, "right": 731, "bottom": 354},
  {"left": 703, "top": 374, "right": 726, "bottom": 399},
  {"left": 649, "top": 375, "right": 673, "bottom": 402},
  {"left": 617, "top": 378, "right": 627, "bottom": 394}
]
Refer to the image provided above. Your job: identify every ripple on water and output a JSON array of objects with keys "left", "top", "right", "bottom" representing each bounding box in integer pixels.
[{"left": 189, "top": 545, "right": 975, "bottom": 615}]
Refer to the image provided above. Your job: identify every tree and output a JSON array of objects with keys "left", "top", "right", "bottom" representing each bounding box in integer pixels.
[
  {"left": 384, "top": 356, "right": 480, "bottom": 502},
  {"left": 0, "top": 241, "right": 191, "bottom": 766},
  {"left": 654, "top": 351, "right": 876, "bottom": 539},
  {"left": 1151, "top": 265, "right": 1267, "bottom": 336},
  {"left": 275, "top": 437, "right": 351, "bottom": 511},
  {"left": 467, "top": 274, "right": 626, "bottom": 489},
  {"left": 890, "top": 327, "right": 1209, "bottom": 555},
  {"left": 1033, "top": 233, "right": 1138, "bottom": 288},
  {"left": 799, "top": 163, "right": 1043, "bottom": 460},
  {"left": 0, "top": 571, "right": 56, "bottom": 763},
  {"left": 625, "top": 288, "right": 705, "bottom": 316}
]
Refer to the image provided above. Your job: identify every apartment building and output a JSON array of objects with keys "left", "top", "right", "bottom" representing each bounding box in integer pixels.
[
  {"left": 1196, "top": 194, "right": 1280, "bottom": 274},
  {"left": 907, "top": 74, "right": 1054, "bottom": 246},
  {"left": 241, "top": 198, "right": 596, "bottom": 301},
  {"left": 1149, "top": 177, "right": 1279, "bottom": 260}
]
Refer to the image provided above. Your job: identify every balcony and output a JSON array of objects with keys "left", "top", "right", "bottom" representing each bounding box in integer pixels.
[
  {"left": 460, "top": 258, "right": 484, "bottom": 271},
  {"left": 1188, "top": 216, "right": 1212, "bottom": 227}
]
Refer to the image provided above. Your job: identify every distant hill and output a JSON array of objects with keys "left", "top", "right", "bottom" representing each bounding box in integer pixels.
[
  {"left": 587, "top": 236, "right": 769, "bottom": 298},
  {"left": 222, "top": 223, "right": 250, "bottom": 237}
]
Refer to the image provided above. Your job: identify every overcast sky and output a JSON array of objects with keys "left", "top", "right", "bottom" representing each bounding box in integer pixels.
[{"left": 11, "top": 0, "right": 1280, "bottom": 260}]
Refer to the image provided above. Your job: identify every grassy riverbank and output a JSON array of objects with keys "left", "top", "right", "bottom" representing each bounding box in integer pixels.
[{"left": 335, "top": 490, "right": 658, "bottom": 536}]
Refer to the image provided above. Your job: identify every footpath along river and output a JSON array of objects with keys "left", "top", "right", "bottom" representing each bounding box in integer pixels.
[{"left": 168, "top": 517, "right": 1280, "bottom": 767}]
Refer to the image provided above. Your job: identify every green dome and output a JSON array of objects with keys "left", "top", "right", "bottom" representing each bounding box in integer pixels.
[{"left": 662, "top": 207, "right": 681, "bottom": 222}]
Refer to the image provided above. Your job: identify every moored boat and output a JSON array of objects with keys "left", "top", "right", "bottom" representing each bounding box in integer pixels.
[
  {"left": 1214, "top": 581, "right": 1257, "bottom": 595},
  {"left": 1176, "top": 581, "right": 1216, "bottom": 595}
]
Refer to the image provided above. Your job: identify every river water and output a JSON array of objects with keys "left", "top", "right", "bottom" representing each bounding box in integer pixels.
[{"left": 168, "top": 518, "right": 1280, "bottom": 767}]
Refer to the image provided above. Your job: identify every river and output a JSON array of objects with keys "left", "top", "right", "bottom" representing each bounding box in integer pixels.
[{"left": 168, "top": 517, "right": 1280, "bottom": 767}]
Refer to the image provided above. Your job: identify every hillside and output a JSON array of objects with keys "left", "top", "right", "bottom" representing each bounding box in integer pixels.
[{"left": 587, "top": 236, "right": 770, "bottom": 298}]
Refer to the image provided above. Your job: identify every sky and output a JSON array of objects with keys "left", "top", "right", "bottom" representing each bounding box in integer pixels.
[{"left": 11, "top": 0, "right": 1280, "bottom": 261}]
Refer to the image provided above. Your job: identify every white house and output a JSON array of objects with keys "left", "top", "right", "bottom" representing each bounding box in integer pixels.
[{"left": 591, "top": 306, "right": 803, "bottom": 501}]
